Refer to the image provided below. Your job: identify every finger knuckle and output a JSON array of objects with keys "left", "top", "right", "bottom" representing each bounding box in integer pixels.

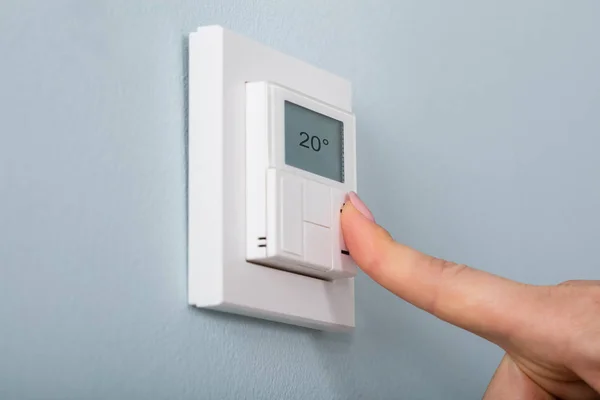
[
  {"left": 426, "top": 257, "right": 469, "bottom": 315},
  {"left": 558, "top": 279, "right": 578, "bottom": 286},
  {"left": 435, "top": 258, "right": 469, "bottom": 281}
]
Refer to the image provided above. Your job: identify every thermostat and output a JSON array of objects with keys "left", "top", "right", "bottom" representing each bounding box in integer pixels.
[
  {"left": 246, "top": 82, "right": 357, "bottom": 280},
  {"left": 188, "top": 25, "right": 356, "bottom": 331}
]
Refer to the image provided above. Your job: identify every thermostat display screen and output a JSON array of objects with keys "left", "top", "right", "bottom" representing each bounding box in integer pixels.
[{"left": 284, "top": 101, "right": 344, "bottom": 182}]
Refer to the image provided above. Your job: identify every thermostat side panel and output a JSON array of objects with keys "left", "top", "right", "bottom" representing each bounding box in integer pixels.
[
  {"left": 188, "top": 25, "right": 355, "bottom": 331},
  {"left": 188, "top": 27, "right": 224, "bottom": 307}
]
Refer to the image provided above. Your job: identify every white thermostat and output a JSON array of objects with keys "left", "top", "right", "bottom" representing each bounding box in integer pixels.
[
  {"left": 246, "top": 82, "right": 357, "bottom": 280},
  {"left": 188, "top": 25, "right": 357, "bottom": 331}
]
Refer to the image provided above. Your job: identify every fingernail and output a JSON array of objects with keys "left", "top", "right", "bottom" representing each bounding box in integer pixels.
[{"left": 346, "top": 191, "right": 375, "bottom": 222}]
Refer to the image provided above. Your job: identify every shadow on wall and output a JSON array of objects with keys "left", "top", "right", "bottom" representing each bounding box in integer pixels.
[
  {"left": 311, "top": 275, "right": 493, "bottom": 398},
  {"left": 182, "top": 35, "right": 190, "bottom": 257}
]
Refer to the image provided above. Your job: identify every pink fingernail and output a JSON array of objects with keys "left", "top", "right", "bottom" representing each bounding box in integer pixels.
[{"left": 347, "top": 191, "right": 375, "bottom": 222}]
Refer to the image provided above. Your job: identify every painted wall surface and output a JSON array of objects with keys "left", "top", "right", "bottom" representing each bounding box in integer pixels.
[{"left": 1, "top": 1, "right": 599, "bottom": 398}]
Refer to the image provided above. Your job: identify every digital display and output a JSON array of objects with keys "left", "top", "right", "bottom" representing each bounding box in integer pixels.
[{"left": 284, "top": 101, "right": 344, "bottom": 182}]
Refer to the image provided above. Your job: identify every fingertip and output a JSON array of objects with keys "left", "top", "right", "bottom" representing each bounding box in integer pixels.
[
  {"left": 340, "top": 194, "right": 377, "bottom": 240},
  {"left": 340, "top": 196, "right": 394, "bottom": 275},
  {"left": 345, "top": 191, "right": 375, "bottom": 222}
]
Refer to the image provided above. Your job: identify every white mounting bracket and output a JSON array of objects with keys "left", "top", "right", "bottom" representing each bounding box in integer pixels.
[{"left": 187, "top": 25, "right": 355, "bottom": 331}]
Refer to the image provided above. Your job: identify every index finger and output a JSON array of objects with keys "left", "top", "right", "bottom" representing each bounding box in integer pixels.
[{"left": 341, "top": 193, "right": 537, "bottom": 342}]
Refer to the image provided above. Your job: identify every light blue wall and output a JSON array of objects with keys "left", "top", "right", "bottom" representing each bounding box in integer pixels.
[{"left": 2, "top": 1, "right": 599, "bottom": 398}]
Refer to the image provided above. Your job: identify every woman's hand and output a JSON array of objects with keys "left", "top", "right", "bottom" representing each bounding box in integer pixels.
[{"left": 341, "top": 192, "right": 600, "bottom": 399}]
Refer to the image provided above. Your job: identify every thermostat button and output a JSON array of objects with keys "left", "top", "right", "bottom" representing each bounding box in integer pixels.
[{"left": 303, "top": 180, "right": 331, "bottom": 227}]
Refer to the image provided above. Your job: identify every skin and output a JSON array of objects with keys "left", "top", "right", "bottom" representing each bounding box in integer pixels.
[{"left": 341, "top": 192, "right": 600, "bottom": 399}]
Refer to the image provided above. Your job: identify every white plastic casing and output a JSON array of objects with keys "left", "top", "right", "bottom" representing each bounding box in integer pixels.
[
  {"left": 188, "top": 25, "right": 356, "bottom": 331},
  {"left": 245, "top": 81, "right": 357, "bottom": 280}
]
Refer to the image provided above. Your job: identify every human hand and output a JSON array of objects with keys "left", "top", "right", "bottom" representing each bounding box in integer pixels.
[{"left": 341, "top": 192, "right": 600, "bottom": 399}]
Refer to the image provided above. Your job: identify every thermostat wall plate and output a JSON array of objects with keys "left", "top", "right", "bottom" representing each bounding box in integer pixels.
[{"left": 188, "top": 25, "right": 357, "bottom": 331}]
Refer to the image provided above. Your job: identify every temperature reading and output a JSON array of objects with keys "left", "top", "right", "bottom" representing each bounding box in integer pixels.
[
  {"left": 299, "top": 132, "right": 329, "bottom": 152},
  {"left": 285, "top": 100, "right": 343, "bottom": 182}
]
